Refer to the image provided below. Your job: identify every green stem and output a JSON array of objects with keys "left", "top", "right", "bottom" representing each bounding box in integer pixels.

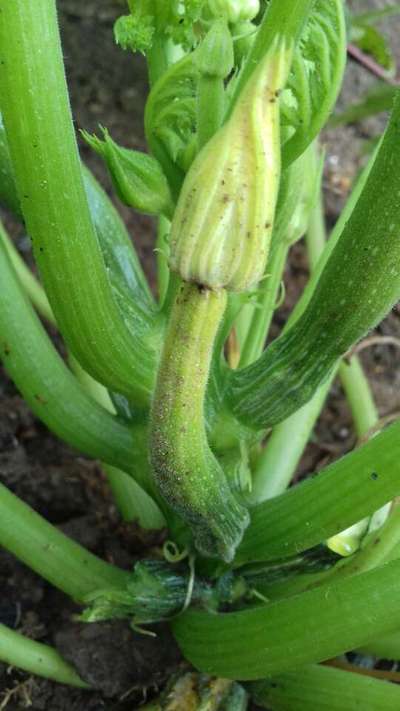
[
  {"left": 0, "top": 0, "right": 155, "bottom": 406},
  {"left": 0, "top": 483, "right": 129, "bottom": 601},
  {"left": 69, "top": 355, "right": 166, "bottom": 528},
  {"left": 243, "top": 153, "right": 327, "bottom": 502},
  {"left": 239, "top": 241, "right": 288, "bottom": 368},
  {"left": 0, "top": 111, "right": 155, "bottom": 312},
  {"left": 306, "top": 188, "right": 379, "bottom": 437},
  {"left": 339, "top": 357, "right": 378, "bottom": 438},
  {"left": 156, "top": 215, "right": 171, "bottom": 305},
  {"left": 249, "top": 371, "right": 335, "bottom": 503},
  {"left": 1, "top": 220, "right": 162, "bottom": 523},
  {"left": 0, "top": 229, "right": 139, "bottom": 478},
  {"left": 359, "top": 630, "right": 400, "bottom": 660},
  {"left": 147, "top": 36, "right": 170, "bottom": 86},
  {"left": 235, "top": 144, "right": 381, "bottom": 505},
  {"left": 245, "top": 496, "right": 400, "bottom": 602},
  {"left": 332, "top": 505, "right": 400, "bottom": 581},
  {"left": 0, "top": 624, "right": 88, "bottom": 688},
  {"left": 0, "top": 225, "right": 55, "bottom": 323},
  {"left": 197, "top": 76, "right": 226, "bottom": 150},
  {"left": 237, "top": 416, "right": 400, "bottom": 566},
  {"left": 250, "top": 664, "right": 400, "bottom": 710},
  {"left": 150, "top": 283, "right": 249, "bottom": 562},
  {"left": 105, "top": 465, "right": 165, "bottom": 529},
  {"left": 173, "top": 558, "right": 400, "bottom": 680}
]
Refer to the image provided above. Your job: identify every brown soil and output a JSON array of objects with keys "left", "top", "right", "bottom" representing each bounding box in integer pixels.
[{"left": 1, "top": 0, "right": 400, "bottom": 709}]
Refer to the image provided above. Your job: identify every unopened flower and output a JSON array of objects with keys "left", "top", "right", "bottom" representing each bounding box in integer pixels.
[
  {"left": 169, "top": 36, "right": 292, "bottom": 292},
  {"left": 208, "top": 0, "right": 260, "bottom": 24},
  {"left": 82, "top": 127, "right": 173, "bottom": 218}
]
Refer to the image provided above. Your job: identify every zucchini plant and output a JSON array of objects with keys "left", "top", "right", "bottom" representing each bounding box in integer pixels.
[{"left": 1, "top": 0, "right": 400, "bottom": 707}]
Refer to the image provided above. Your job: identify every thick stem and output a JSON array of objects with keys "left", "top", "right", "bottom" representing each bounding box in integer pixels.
[
  {"left": 0, "top": 0, "right": 155, "bottom": 406},
  {"left": 0, "top": 624, "right": 88, "bottom": 688},
  {"left": 150, "top": 283, "right": 249, "bottom": 562},
  {"left": 0, "top": 112, "right": 155, "bottom": 314},
  {"left": 0, "top": 483, "right": 129, "bottom": 601},
  {"left": 173, "top": 558, "right": 400, "bottom": 680},
  {"left": 237, "top": 416, "right": 400, "bottom": 566}
]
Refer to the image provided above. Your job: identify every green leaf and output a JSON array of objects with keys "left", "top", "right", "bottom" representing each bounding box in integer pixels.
[
  {"left": 329, "top": 83, "right": 396, "bottom": 127},
  {"left": 354, "top": 4, "right": 400, "bottom": 26},
  {"left": 145, "top": 52, "right": 199, "bottom": 192},
  {"left": 114, "top": 12, "right": 155, "bottom": 54},
  {"left": 172, "top": 558, "right": 400, "bottom": 680},
  {"left": 281, "top": 0, "right": 347, "bottom": 165},
  {"left": 115, "top": 0, "right": 207, "bottom": 55},
  {"left": 351, "top": 22, "right": 396, "bottom": 75}
]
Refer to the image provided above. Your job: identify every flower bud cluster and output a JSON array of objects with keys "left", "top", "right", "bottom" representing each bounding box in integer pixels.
[{"left": 208, "top": 0, "right": 260, "bottom": 24}]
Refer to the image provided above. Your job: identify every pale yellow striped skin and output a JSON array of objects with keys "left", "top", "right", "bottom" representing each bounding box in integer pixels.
[{"left": 169, "top": 37, "right": 293, "bottom": 293}]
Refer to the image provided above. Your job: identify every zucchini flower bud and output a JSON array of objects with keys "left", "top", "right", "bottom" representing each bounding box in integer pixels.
[
  {"left": 195, "top": 19, "right": 234, "bottom": 79},
  {"left": 169, "top": 36, "right": 292, "bottom": 293},
  {"left": 82, "top": 127, "right": 173, "bottom": 218},
  {"left": 208, "top": 0, "right": 260, "bottom": 23}
]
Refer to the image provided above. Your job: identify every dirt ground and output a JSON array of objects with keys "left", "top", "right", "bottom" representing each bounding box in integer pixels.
[{"left": 1, "top": 1, "right": 400, "bottom": 709}]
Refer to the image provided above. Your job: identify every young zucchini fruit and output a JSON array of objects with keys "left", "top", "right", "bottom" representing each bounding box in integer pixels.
[{"left": 151, "top": 283, "right": 250, "bottom": 563}]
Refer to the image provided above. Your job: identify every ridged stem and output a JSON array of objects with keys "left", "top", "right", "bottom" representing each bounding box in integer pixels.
[
  {"left": 237, "top": 416, "right": 400, "bottom": 566},
  {"left": 250, "top": 664, "right": 400, "bottom": 710},
  {"left": 0, "top": 0, "right": 156, "bottom": 406},
  {"left": 173, "top": 558, "right": 400, "bottom": 680}
]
